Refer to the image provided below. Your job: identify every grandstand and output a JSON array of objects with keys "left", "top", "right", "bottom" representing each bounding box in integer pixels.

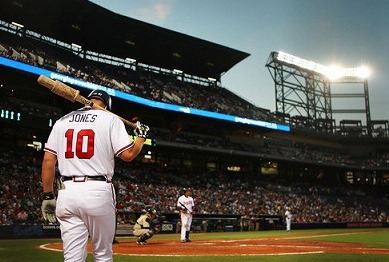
[{"left": 0, "top": 0, "right": 388, "bottom": 238}]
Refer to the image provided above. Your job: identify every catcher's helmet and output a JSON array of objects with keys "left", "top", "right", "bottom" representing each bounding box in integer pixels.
[
  {"left": 146, "top": 208, "right": 157, "bottom": 216},
  {"left": 87, "top": 89, "right": 112, "bottom": 110}
]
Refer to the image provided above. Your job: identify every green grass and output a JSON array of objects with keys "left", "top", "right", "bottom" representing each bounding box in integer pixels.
[
  {"left": 0, "top": 228, "right": 388, "bottom": 262},
  {"left": 297, "top": 229, "right": 389, "bottom": 248}
]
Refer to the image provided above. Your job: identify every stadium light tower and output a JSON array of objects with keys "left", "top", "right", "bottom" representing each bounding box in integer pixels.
[
  {"left": 276, "top": 51, "right": 371, "bottom": 81},
  {"left": 266, "top": 51, "right": 373, "bottom": 136}
]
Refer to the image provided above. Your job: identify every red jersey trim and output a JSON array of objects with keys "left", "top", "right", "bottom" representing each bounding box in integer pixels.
[
  {"left": 44, "top": 147, "right": 57, "bottom": 155},
  {"left": 115, "top": 142, "right": 134, "bottom": 157}
]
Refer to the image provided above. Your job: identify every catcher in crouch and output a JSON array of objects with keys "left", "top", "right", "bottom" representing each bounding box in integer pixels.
[{"left": 133, "top": 208, "right": 160, "bottom": 245}]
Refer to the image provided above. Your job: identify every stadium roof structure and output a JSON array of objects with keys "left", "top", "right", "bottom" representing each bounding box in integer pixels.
[{"left": 0, "top": 0, "right": 250, "bottom": 80}]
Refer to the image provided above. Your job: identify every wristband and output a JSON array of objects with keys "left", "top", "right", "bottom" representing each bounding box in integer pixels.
[{"left": 43, "top": 192, "right": 55, "bottom": 200}]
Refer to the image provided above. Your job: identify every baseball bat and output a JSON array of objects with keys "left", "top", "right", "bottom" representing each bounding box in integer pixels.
[
  {"left": 179, "top": 202, "right": 192, "bottom": 214},
  {"left": 37, "top": 75, "right": 137, "bottom": 129}
]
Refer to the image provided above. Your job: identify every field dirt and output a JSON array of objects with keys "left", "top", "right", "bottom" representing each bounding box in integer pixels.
[{"left": 43, "top": 232, "right": 389, "bottom": 256}]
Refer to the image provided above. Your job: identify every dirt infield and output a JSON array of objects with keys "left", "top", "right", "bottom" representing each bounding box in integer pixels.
[{"left": 41, "top": 234, "right": 389, "bottom": 256}]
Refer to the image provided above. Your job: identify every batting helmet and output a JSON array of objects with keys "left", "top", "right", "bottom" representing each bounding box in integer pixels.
[
  {"left": 183, "top": 187, "right": 192, "bottom": 193},
  {"left": 87, "top": 89, "right": 112, "bottom": 110}
]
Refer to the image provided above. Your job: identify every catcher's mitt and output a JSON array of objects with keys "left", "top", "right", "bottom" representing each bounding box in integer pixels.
[{"left": 154, "top": 224, "right": 161, "bottom": 234}]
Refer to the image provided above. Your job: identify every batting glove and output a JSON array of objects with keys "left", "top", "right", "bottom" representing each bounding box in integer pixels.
[
  {"left": 41, "top": 193, "right": 57, "bottom": 223},
  {"left": 133, "top": 121, "right": 150, "bottom": 138}
]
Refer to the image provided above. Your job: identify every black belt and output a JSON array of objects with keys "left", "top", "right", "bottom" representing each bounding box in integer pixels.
[{"left": 61, "top": 176, "right": 111, "bottom": 183}]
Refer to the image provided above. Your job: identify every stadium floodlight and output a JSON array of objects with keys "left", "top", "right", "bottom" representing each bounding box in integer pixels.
[
  {"left": 173, "top": 69, "right": 183, "bottom": 74},
  {"left": 71, "top": 43, "right": 82, "bottom": 49},
  {"left": 276, "top": 51, "right": 370, "bottom": 80},
  {"left": 11, "top": 22, "right": 24, "bottom": 28},
  {"left": 208, "top": 77, "right": 217, "bottom": 82},
  {"left": 276, "top": 51, "right": 327, "bottom": 75},
  {"left": 325, "top": 66, "right": 371, "bottom": 80},
  {"left": 354, "top": 66, "right": 371, "bottom": 79},
  {"left": 125, "top": 57, "right": 136, "bottom": 63}
]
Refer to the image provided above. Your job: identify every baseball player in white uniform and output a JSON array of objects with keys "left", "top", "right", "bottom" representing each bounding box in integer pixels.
[
  {"left": 41, "top": 90, "right": 149, "bottom": 262},
  {"left": 285, "top": 207, "right": 292, "bottom": 232},
  {"left": 177, "top": 188, "right": 194, "bottom": 242}
]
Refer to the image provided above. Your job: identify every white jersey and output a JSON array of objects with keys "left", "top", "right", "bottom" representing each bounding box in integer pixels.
[
  {"left": 133, "top": 214, "right": 152, "bottom": 231},
  {"left": 177, "top": 195, "right": 194, "bottom": 214},
  {"left": 44, "top": 106, "right": 133, "bottom": 180}
]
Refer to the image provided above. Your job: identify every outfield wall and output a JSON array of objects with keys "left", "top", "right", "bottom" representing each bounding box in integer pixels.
[
  {"left": 0, "top": 220, "right": 386, "bottom": 239},
  {"left": 291, "top": 222, "right": 386, "bottom": 230}
]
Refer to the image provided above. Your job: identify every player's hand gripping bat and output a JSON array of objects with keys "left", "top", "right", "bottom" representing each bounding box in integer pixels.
[
  {"left": 179, "top": 202, "right": 192, "bottom": 214},
  {"left": 37, "top": 75, "right": 137, "bottom": 129}
]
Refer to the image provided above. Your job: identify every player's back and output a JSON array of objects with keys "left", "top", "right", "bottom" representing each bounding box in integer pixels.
[{"left": 51, "top": 107, "right": 118, "bottom": 177}]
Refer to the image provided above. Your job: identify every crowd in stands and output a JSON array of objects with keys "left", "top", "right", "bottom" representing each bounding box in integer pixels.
[
  {"left": 0, "top": 33, "right": 277, "bottom": 123},
  {"left": 0, "top": 96, "right": 62, "bottom": 121},
  {"left": 0, "top": 146, "right": 388, "bottom": 227},
  {"left": 153, "top": 128, "right": 389, "bottom": 168},
  {"left": 1, "top": 90, "right": 388, "bottom": 169}
]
